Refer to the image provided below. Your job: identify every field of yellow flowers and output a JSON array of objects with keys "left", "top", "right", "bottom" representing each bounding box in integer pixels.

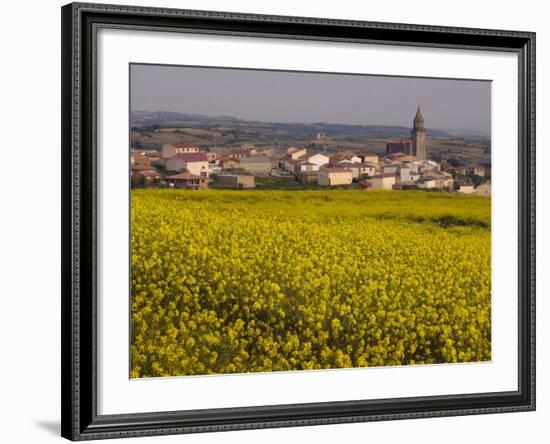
[{"left": 130, "top": 189, "right": 491, "bottom": 378}]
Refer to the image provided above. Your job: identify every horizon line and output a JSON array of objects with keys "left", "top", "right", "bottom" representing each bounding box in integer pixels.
[{"left": 130, "top": 109, "right": 491, "bottom": 136}]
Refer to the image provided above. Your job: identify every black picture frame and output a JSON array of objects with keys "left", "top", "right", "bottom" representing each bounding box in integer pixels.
[{"left": 61, "top": 2, "right": 536, "bottom": 440}]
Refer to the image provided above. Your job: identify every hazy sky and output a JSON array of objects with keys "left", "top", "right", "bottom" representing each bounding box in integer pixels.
[{"left": 130, "top": 64, "right": 491, "bottom": 133}]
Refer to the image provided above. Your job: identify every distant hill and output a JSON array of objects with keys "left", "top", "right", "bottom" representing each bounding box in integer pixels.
[{"left": 130, "top": 110, "right": 463, "bottom": 140}]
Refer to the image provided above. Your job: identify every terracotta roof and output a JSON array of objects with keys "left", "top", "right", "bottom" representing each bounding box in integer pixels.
[
  {"left": 165, "top": 172, "right": 205, "bottom": 180},
  {"left": 322, "top": 167, "right": 351, "bottom": 173},
  {"left": 172, "top": 153, "right": 208, "bottom": 162},
  {"left": 140, "top": 170, "right": 161, "bottom": 177},
  {"left": 286, "top": 158, "right": 305, "bottom": 165},
  {"left": 299, "top": 152, "right": 329, "bottom": 160},
  {"left": 221, "top": 158, "right": 240, "bottom": 164},
  {"left": 131, "top": 165, "right": 154, "bottom": 171},
  {"left": 335, "top": 161, "right": 360, "bottom": 168},
  {"left": 330, "top": 151, "right": 357, "bottom": 161}
]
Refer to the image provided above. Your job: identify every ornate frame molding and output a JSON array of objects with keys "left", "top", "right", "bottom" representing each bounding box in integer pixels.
[{"left": 61, "top": 2, "right": 535, "bottom": 440}]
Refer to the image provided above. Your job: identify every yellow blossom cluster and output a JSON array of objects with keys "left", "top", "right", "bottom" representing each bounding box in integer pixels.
[{"left": 130, "top": 189, "right": 491, "bottom": 378}]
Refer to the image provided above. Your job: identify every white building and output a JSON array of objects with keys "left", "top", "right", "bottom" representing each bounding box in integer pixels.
[
  {"left": 299, "top": 152, "right": 330, "bottom": 167},
  {"left": 293, "top": 162, "right": 320, "bottom": 175},
  {"left": 383, "top": 163, "right": 403, "bottom": 174},
  {"left": 162, "top": 142, "right": 199, "bottom": 158},
  {"left": 369, "top": 173, "right": 397, "bottom": 190},
  {"left": 318, "top": 167, "right": 353, "bottom": 186},
  {"left": 287, "top": 147, "right": 307, "bottom": 159},
  {"left": 165, "top": 153, "right": 209, "bottom": 177},
  {"left": 456, "top": 182, "right": 476, "bottom": 194}
]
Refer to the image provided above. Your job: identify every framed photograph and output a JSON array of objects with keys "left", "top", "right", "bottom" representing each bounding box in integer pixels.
[{"left": 61, "top": 2, "right": 535, "bottom": 440}]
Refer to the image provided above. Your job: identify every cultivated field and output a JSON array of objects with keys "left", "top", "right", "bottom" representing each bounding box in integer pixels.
[{"left": 130, "top": 189, "right": 491, "bottom": 378}]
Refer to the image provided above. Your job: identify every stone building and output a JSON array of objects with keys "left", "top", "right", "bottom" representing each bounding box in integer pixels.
[
  {"left": 385, "top": 107, "right": 427, "bottom": 159},
  {"left": 411, "top": 106, "right": 427, "bottom": 159}
]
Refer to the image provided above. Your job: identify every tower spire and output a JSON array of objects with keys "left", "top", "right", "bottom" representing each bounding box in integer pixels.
[{"left": 412, "top": 105, "right": 426, "bottom": 159}]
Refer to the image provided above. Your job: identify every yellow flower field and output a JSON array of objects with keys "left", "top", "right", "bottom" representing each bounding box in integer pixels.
[{"left": 130, "top": 189, "right": 491, "bottom": 378}]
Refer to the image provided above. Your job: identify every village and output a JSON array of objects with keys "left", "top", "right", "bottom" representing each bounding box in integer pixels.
[{"left": 130, "top": 108, "right": 491, "bottom": 196}]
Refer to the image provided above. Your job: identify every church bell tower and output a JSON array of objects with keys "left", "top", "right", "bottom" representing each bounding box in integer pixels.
[{"left": 412, "top": 106, "right": 426, "bottom": 159}]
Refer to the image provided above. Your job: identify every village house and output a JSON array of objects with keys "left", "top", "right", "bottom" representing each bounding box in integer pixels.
[
  {"left": 455, "top": 181, "right": 476, "bottom": 194},
  {"left": 165, "top": 153, "right": 209, "bottom": 177},
  {"left": 229, "top": 148, "right": 250, "bottom": 159},
  {"left": 418, "top": 171, "right": 454, "bottom": 190},
  {"left": 287, "top": 147, "right": 307, "bottom": 160},
  {"left": 398, "top": 165, "right": 412, "bottom": 181},
  {"left": 298, "top": 152, "right": 330, "bottom": 167},
  {"left": 282, "top": 158, "right": 302, "bottom": 173},
  {"left": 130, "top": 165, "right": 162, "bottom": 187},
  {"left": 408, "top": 171, "right": 422, "bottom": 182},
  {"left": 161, "top": 142, "right": 199, "bottom": 159},
  {"left": 131, "top": 152, "right": 151, "bottom": 167},
  {"left": 165, "top": 172, "right": 208, "bottom": 189},
  {"left": 329, "top": 151, "right": 361, "bottom": 165},
  {"left": 403, "top": 159, "right": 436, "bottom": 174},
  {"left": 296, "top": 171, "right": 319, "bottom": 184},
  {"left": 382, "top": 163, "right": 403, "bottom": 174},
  {"left": 292, "top": 162, "right": 320, "bottom": 175},
  {"left": 318, "top": 167, "right": 353, "bottom": 186},
  {"left": 357, "top": 152, "right": 379, "bottom": 164},
  {"left": 239, "top": 156, "right": 272, "bottom": 175},
  {"left": 456, "top": 165, "right": 486, "bottom": 177},
  {"left": 476, "top": 182, "right": 491, "bottom": 196},
  {"left": 369, "top": 172, "right": 398, "bottom": 190},
  {"left": 418, "top": 176, "right": 442, "bottom": 190},
  {"left": 280, "top": 157, "right": 302, "bottom": 173},
  {"left": 219, "top": 157, "right": 241, "bottom": 170},
  {"left": 334, "top": 162, "right": 375, "bottom": 180},
  {"left": 240, "top": 143, "right": 258, "bottom": 155},
  {"left": 361, "top": 162, "right": 379, "bottom": 177},
  {"left": 216, "top": 174, "right": 255, "bottom": 188}
]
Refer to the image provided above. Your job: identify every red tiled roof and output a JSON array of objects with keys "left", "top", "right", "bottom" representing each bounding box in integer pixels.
[
  {"left": 322, "top": 167, "right": 351, "bottom": 173},
  {"left": 299, "top": 152, "right": 329, "bottom": 160},
  {"left": 220, "top": 157, "right": 240, "bottom": 164},
  {"left": 331, "top": 151, "right": 357, "bottom": 159},
  {"left": 172, "top": 153, "right": 208, "bottom": 162},
  {"left": 165, "top": 172, "right": 205, "bottom": 180},
  {"left": 286, "top": 158, "right": 305, "bottom": 165}
]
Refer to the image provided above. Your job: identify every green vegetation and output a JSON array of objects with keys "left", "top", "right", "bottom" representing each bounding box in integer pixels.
[{"left": 130, "top": 189, "right": 491, "bottom": 378}]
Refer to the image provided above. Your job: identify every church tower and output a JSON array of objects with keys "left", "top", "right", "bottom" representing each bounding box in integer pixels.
[{"left": 412, "top": 106, "right": 426, "bottom": 159}]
